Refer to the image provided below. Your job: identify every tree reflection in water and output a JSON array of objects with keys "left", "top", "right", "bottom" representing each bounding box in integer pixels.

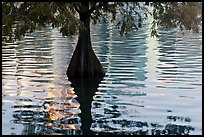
[
  {"left": 69, "top": 76, "right": 104, "bottom": 135},
  {"left": 12, "top": 75, "right": 195, "bottom": 135}
]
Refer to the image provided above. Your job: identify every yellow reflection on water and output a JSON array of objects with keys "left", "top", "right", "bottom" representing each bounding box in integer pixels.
[
  {"left": 45, "top": 123, "right": 78, "bottom": 130},
  {"left": 45, "top": 81, "right": 81, "bottom": 131}
]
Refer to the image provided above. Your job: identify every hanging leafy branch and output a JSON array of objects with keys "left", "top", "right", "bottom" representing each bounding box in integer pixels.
[{"left": 2, "top": 2, "right": 202, "bottom": 42}]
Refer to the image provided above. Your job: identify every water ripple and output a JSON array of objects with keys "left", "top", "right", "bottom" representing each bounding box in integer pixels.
[{"left": 2, "top": 22, "right": 202, "bottom": 135}]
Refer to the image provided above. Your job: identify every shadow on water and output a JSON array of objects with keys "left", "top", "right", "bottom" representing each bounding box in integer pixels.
[{"left": 68, "top": 76, "right": 104, "bottom": 135}]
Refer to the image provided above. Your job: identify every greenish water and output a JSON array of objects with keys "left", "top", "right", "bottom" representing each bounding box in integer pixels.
[{"left": 2, "top": 21, "right": 202, "bottom": 135}]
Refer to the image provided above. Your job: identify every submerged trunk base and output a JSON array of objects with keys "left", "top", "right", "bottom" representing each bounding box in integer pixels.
[{"left": 66, "top": 43, "right": 106, "bottom": 78}]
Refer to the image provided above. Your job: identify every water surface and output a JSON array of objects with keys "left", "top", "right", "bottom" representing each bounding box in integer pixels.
[{"left": 2, "top": 21, "right": 202, "bottom": 135}]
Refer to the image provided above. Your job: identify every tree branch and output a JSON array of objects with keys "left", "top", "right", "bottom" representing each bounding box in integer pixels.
[
  {"left": 89, "top": 2, "right": 109, "bottom": 14},
  {"left": 74, "top": 6, "right": 80, "bottom": 13}
]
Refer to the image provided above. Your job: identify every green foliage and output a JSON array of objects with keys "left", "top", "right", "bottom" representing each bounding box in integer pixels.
[
  {"left": 151, "top": 2, "right": 202, "bottom": 34},
  {"left": 2, "top": 2, "right": 202, "bottom": 42},
  {"left": 115, "top": 2, "right": 150, "bottom": 35},
  {"left": 2, "top": 2, "right": 83, "bottom": 41}
]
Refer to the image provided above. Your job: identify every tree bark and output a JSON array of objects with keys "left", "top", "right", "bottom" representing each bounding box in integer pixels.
[{"left": 67, "top": 2, "right": 105, "bottom": 78}]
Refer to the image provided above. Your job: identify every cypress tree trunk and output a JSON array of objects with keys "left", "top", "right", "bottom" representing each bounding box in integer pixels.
[{"left": 67, "top": 3, "right": 105, "bottom": 78}]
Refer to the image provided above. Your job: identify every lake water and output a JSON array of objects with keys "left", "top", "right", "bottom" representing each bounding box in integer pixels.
[{"left": 2, "top": 20, "right": 202, "bottom": 135}]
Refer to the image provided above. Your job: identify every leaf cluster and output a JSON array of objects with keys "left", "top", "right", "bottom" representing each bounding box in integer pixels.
[
  {"left": 2, "top": 2, "right": 82, "bottom": 41},
  {"left": 151, "top": 2, "right": 202, "bottom": 34},
  {"left": 2, "top": 2, "right": 202, "bottom": 42}
]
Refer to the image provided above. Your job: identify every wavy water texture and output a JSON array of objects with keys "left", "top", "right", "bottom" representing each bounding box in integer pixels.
[{"left": 2, "top": 20, "right": 202, "bottom": 135}]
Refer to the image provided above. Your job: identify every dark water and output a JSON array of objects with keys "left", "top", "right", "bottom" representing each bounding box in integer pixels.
[{"left": 2, "top": 20, "right": 202, "bottom": 135}]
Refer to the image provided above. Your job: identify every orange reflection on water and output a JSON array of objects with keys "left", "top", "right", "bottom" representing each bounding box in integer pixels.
[
  {"left": 45, "top": 122, "right": 78, "bottom": 130},
  {"left": 45, "top": 83, "right": 81, "bottom": 131}
]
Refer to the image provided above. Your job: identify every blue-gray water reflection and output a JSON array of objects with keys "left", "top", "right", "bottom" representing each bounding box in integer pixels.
[{"left": 2, "top": 21, "right": 202, "bottom": 135}]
